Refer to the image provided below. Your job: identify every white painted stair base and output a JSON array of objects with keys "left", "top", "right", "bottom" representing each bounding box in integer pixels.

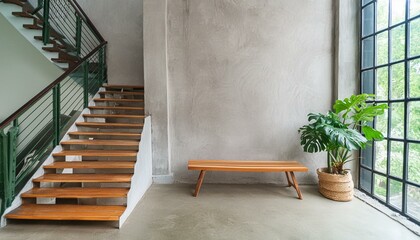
[{"left": 119, "top": 116, "right": 153, "bottom": 228}]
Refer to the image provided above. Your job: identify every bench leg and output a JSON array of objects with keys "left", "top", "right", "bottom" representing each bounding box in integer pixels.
[
  {"left": 289, "top": 171, "right": 303, "bottom": 200},
  {"left": 285, "top": 172, "right": 292, "bottom": 187},
  {"left": 193, "top": 170, "right": 206, "bottom": 197}
]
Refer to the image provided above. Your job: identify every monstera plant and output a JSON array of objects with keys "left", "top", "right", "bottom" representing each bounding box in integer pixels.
[{"left": 298, "top": 94, "right": 387, "bottom": 201}]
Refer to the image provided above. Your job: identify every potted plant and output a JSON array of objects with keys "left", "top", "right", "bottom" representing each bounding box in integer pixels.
[{"left": 298, "top": 94, "right": 387, "bottom": 201}]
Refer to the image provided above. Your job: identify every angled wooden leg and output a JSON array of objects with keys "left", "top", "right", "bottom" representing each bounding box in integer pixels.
[
  {"left": 285, "top": 172, "right": 292, "bottom": 187},
  {"left": 193, "top": 170, "right": 206, "bottom": 197},
  {"left": 290, "top": 171, "right": 303, "bottom": 200}
]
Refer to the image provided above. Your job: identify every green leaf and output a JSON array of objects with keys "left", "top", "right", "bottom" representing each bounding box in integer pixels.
[{"left": 362, "top": 125, "right": 385, "bottom": 141}]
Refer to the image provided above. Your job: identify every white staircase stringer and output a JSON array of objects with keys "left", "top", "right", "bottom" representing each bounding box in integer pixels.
[{"left": 119, "top": 116, "right": 153, "bottom": 228}]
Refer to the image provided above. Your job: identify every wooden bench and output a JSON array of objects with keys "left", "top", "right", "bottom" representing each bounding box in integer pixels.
[{"left": 188, "top": 160, "right": 309, "bottom": 199}]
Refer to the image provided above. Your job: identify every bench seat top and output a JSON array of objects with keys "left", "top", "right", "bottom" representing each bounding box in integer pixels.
[{"left": 188, "top": 160, "right": 308, "bottom": 172}]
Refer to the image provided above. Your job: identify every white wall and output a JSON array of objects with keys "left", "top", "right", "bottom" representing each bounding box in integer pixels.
[
  {"left": 77, "top": 0, "right": 144, "bottom": 86},
  {"left": 0, "top": 14, "right": 62, "bottom": 122},
  {"left": 145, "top": 0, "right": 347, "bottom": 184}
]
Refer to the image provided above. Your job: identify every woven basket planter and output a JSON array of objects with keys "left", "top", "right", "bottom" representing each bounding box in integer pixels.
[{"left": 317, "top": 168, "right": 354, "bottom": 202}]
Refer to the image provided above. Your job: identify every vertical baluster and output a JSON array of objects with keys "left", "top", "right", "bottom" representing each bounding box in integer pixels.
[
  {"left": 83, "top": 61, "right": 89, "bottom": 108},
  {"left": 76, "top": 14, "right": 82, "bottom": 56},
  {"left": 53, "top": 85, "right": 61, "bottom": 145},
  {"left": 99, "top": 46, "right": 105, "bottom": 84},
  {"left": 42, "top": 0, "right": 50, "bottom": 45}
]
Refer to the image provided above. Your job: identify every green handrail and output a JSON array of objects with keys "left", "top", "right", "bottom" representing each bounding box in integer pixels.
[{"left": 0, "top": 43, "right": 107, "bottom": 217}]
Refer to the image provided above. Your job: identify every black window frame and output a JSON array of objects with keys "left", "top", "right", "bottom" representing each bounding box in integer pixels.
[{"left": 359, "top": 0, "right": 420, "bottom": 225}]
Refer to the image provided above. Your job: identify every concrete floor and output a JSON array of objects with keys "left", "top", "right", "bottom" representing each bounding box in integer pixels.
[{"left": 0, "top": 184, "right": 418, "bottom": 240}]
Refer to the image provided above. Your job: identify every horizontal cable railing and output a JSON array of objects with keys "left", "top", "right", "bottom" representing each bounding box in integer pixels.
[
  {"left": 0, "top": 0, "right": 107, "bottom": 216},
  {"left": 30, "top": 0, "right": 104, "bottom": 59}
]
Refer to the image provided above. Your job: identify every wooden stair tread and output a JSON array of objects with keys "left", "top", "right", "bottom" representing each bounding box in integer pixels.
[
  {"left": 76, "top": 122, "right": 143, "bottom": 128},
  {"left": 99, "top": 91, "right": 144, "bottom": 95},
  {"left": 61, "top": 139, "right": 139, "bottom": 146},
  {"left": 21, "top": 188, "right": 129, "bottom": 198},
  {"left": 23, "top": 24, "right": 41, "bottom": 30},
  {"left": 33, "top": 174, "right": 133, "bottom": 183},
  {"left": 68, "top": 131, "right": 141, "bottom": 137},
  {"left": 83, "top": 114, "right": 145, "bottom": 119},
  {"left": 44, "top": 161, "right": 135, "bottom": 169},
  {"left": 12, "top": 11, "right": 34, "bottom": 18},
  {"left": 53, "top": 150, "right": 138, "bottom": 157},
  {"left": 89, "top": 106, "right": 144, "bottom": 111},
  {"left": 94, "top": 98, "right": 144, "bottom": 103},
  {"left": 103, "top": 84, "right": 144, "bottom": 90},
  {"left": 5, "top": 204, "right": 125, "bottom": 221}
]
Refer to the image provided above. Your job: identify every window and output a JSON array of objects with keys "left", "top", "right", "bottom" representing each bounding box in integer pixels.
[{"left": 360, "top": 0, "right": 420, "bottom": 225}]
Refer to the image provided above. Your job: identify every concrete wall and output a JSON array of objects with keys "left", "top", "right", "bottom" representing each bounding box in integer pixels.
[
  {"left": 144, "top": 0, "right": 351, "bottom": 184},
  {"left": 0, "top": 14, "right": 62, "bottom": 122},
  {"left": 77, "top": 0, "right": 144, "bottom": 85}
]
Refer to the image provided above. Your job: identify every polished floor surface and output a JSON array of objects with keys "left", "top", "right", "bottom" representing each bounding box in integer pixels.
[{"left": 0, "top": 184, "right": 418, "bottom": 240}]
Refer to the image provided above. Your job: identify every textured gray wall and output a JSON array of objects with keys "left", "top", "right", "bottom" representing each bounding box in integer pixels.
[
  {"left": 166, "top": 0, "right": 335, "bottom": 184},
  {"left": 77, "top": 0, "right": 144, "bottom": 85},
  {"left": 143, "top": 0, "right": 171, "bottom": 177}
]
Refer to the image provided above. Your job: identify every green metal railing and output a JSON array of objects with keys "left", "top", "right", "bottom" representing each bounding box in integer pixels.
[
  {"left": 0, "top": 0, "right": 107, "bottom": 216},
  {"left": 31, "top": 0, "right": 104, "bottom": 58}
]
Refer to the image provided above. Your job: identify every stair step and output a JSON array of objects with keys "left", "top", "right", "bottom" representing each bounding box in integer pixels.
[
  {"left": 76, "top": 122, "right": 143, "bottom": 129},
  {"left": 93, "top": 98, "right": 144, "bottom": 103},
  {"left": 99, "top": 91, "right": 144, "bottom": 96},
  {"left": 3, "top": 0, "right": 27, "bottom": 7},
  {"left": 61, "top": 139, "right": 139, "bottom": 147},
  {"left": 103, "top": 84, "right": 144, "bottom": 90},
  {"left": 21, "top": 188, "right": 129, "bottom": 199},
  {"left": 68, "top": 131, "right": 141, "bottom": 138},
  {"left": 33, "top": 174, "right": 133, "bottom": 183},
  {"left": 53, "top": 150, "right": 138, "bottom": 157},
  {"left": 42, "top": 46, "right": 61, "bottom": 52},
  {"left": 44, "top": 161, "right": 135, "bottom": 169},
  {"left": 12, "top": 11, "right": 34, "bottom": 18},
  {"left": 23, "top": 23, "right": 41, "bottom": 30},
  {"left": 88, "top": 106, "right": 144, "bottom": 111},
  {"left": 5, "top": 204, "right": 125, "bottom": 221},
  {"left": 83, "top": 114, "right": 145, "bottom": 119},
  {"left": 51, "top": 58, "right": 76, "bottom": 64}
]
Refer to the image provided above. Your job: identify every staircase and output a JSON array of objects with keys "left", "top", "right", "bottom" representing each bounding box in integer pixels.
[
  {"left": 1, "top": 0, "right": 102, "bottom": 70},
  {"left": 4, "top": 85, "right": 146, "bottom": 224}
]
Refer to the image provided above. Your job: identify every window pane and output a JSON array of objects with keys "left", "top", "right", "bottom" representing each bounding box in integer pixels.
[
  {"left": 374, "top": 174, "right": 387, "bottom": 201},
  {"left": 407, "top": 185, "right": 420, "bottom": 221},
  {"left": 389, "top": 179, "right": 403, "bottom": 210},
  {"left": 408, "top": 143, "right": 420, "bottom": 184},
  {"left": 375, "top": 140, "right": 388, "bottom": 173},
  {"left": 408, "top": 101, "right": 420, "bottom": 140},
  {"left": 377, "top": 67, "right": 388, "bottom": 100},
  {"left": 361, "top": 168, "right": 373, "bottom": 193},
  {"left": 362, "top": 70, "right": 374, "bottom": 94},
  {"left": 362, "top": 145, "right": 373, "bottom": 168},
  {"left": 377, "top": 0, "right": 390, "bottom": 31},
  {"left": 363, "top": 0, "right": 373, "bottom": 5},
  {"left": 391, "top": 25, "right": 405, "bottom": 62},
  {"left": 391, "top": 63, "right": 405, "bottom": 99},
  {"left": 410, "top": 18, "right": 420, "bottom": 57},
  {"left": 390, "top": 102, "right": 404, "bottom": 139},
  {"left": 389, "top": 141, "right": 404, "bottom": 178},
  {"left": 391, "top": 0, "right": 406, "bottom": 25},
  {"left": 410, "top": 0, "right": 420, "bottom": 18},
  {"left": 377, "top": 31, "right": 389, "bottom": 65},
  {"left": 409, "top": 59, "right": 420, "bottom": 98},
  {"left": 363, "top": 4, "right": 375, "bottom": 37},
  {"left": 363, "top": 37, "right": 375, "bottom": 69},
  {"left": 376, "top": 106, "right": 389, "bottom": 137}
]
